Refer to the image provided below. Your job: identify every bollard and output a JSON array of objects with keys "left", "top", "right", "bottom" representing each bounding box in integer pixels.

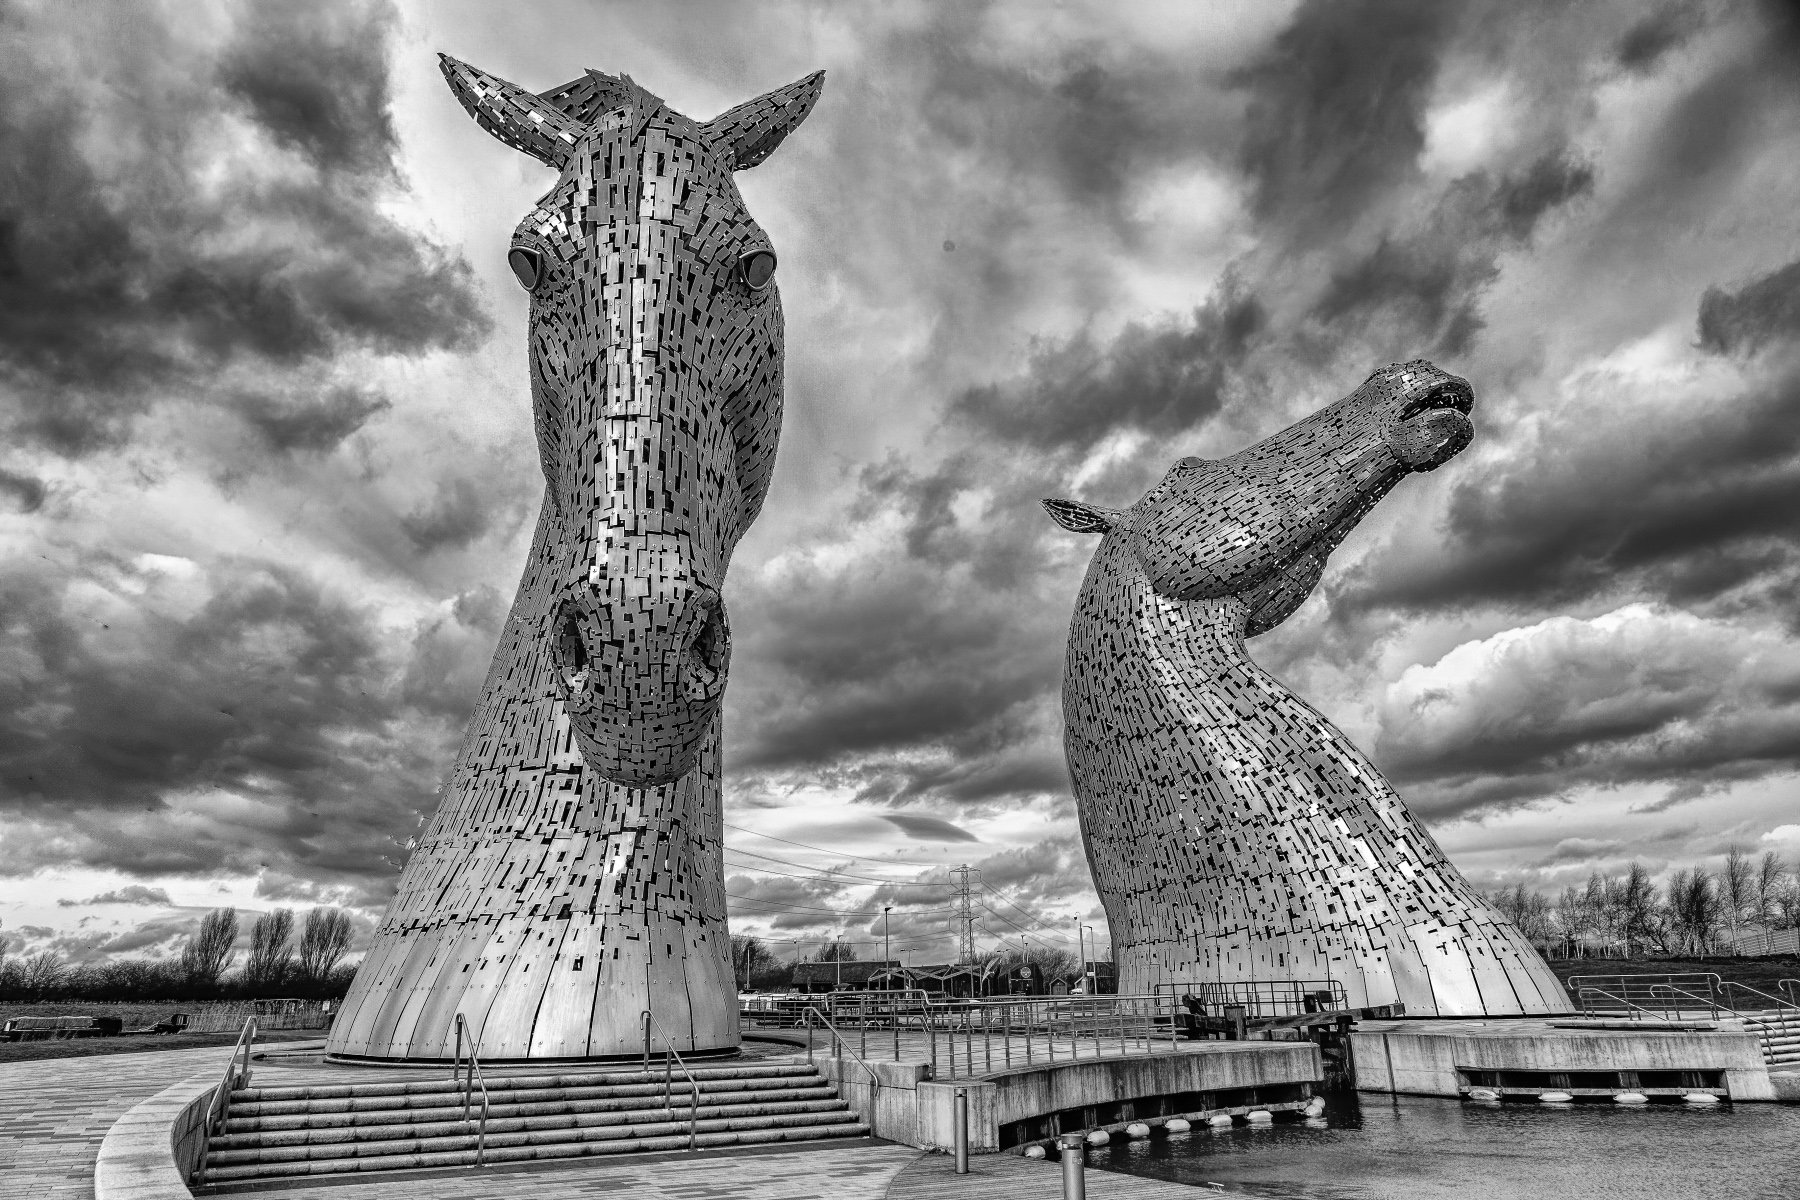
[
  {"left": 953, "top": 1086, "right": 970, "bottom": 1174},
  {"left": 1060, "top": 1133, "right": 1086, "bottom": 1200}
]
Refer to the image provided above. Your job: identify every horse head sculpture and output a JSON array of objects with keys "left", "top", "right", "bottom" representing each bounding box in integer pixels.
[
  {"left": 442, "top": 55, "right": 821, "bottom": 787},
  {"left": 324, "top": 59, "right": 822, "bottom": 1063},
  {"left": 1047, "top": 362, "right": 1571, "bottom": 1016}
]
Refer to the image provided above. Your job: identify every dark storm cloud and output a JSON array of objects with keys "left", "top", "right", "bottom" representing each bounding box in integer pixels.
[
  {"left": 0, "top": 554, "right": 450, "bottom": 888},
  {"left": 0, "top": 0, "right": 488, "bottom": 456},
  {"left": 1346, "top": 359, "right": 1800, "bottom": 616},
  {"left": 1698, "top": 258, "right": 1800, "bottom": 357},
  {"left": 879, "top": 812, "right": 980, "bottom": 843},
  {"left": 240, "top": 386, "right": 392, "bottom": 453},
  {"left": 947, "top": 282, "right": 1264, "bottom": 451},
  {"left": 1234, "top": 0, "right": 1453, "bottom": 239},
  {"left": 1374, "top": 607, "right": 1800, "bottom": 818},
  {"left": 1613, "top": 6, "right": 1705, "bottom": 73},
  {"left": 57, "top": 886, "right": 174, "bottom": 908},
  {"left": 0, "top": 464, "right": 45, "bottom": 512},
  {"left": 401, "top": 477, "right": 494, "bottom": 553},
  {"left": 217, "top": 0, "right": 400, "bottom": 175}
]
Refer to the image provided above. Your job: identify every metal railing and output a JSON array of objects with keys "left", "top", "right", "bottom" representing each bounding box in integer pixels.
[
  {"left": 450, "top": 1014, "right": 490, "bottom": 1166},
  {"left": 640, "top": 1009, "right": 700, "bottom": 1152},
  {"left": 1570, "top": 972, "right": 1723, "bottom": 1018},
  {"left": 785, "top": 990, "right": 1189, "bottom": 1077},
  {"left": 802, "top": 1005, "right": 885, "bottom": 1094},
  {"left": 1152, "top": 979, "right": 1350, "bottom": 1020},
  {"left": 192, "top": 1016, "right": 257, "bottom": 1186},
  {"left": 1721, "top": 980, "right": 1800, "bottom": 1018},
  {"left": 1782, "top": 979, "right": 1800, "bottom": 1010}
]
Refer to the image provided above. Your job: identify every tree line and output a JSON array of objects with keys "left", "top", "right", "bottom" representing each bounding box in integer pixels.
[
  {"left": 1491, "top": 848, "right": 1800, "bottom": 959},
  {"left": 729, "top": 934, "right": 1093, "bottom": 991},
  {"left": 0, "top": 906, "right": 356, "bottom": 1001}
]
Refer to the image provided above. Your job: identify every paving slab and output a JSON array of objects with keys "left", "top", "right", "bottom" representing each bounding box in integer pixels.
[
  {"left": 885, "top": 1150, "right": 1248, "bottom": 1198},
  {"left": 0, "top": 1042, "right": 239, "bottom": 1200}
]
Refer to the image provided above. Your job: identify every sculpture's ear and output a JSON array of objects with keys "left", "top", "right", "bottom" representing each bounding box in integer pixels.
[
  {"left": 1042, "top": 498, "right": 1120, "bottom": 534},
  {"left": 439, "top": 53, "right": 584, "bottom": 168},
  {"left": 702, "top": 71, "right": 826, "bottom": 170}
]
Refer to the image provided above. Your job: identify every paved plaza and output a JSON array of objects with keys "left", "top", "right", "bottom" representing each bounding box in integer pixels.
[{"left": 0, "top": 1039, "right": 1246, "bottom": 1200}]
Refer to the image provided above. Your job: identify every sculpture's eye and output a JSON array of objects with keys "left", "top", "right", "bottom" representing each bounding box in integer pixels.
[
  {"left": 737, "top": 249, "right": 777, "bottom": 291},
  {"left": 508, "top": 246, "right": 543, "bottom": 292}
]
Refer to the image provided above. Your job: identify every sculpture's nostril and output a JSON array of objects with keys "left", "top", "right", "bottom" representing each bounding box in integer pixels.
[
  {"left": 553, "top": 604, "right": 591, "bottom": 691},
  {"left": 682, "top": 597, "right": 731, "bottom": 702}
]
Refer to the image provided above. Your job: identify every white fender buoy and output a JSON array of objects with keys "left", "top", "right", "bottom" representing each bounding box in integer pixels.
[
  {"left": 1538, "top": 1091, "right": 1574, "bottom": 1104},
  {"left": 1683, "top": 1092, "right": 1720, "bottom": 1105},
  {"left": 1303, "top": 1097, "right": 1327, "bottom": 1116},
  {"left": 1208, "top": 1114, "right": 1234, "bottom": 1128},
  {"left": 1466, "top": 1088, "right": 1501, "bottom": 1102},
  {"left": 1614, "top": 1092, "right": 1649, "bottom": 1105},
  {"left": 1087, "top": 1129, "right": 1110, "bottom": 1146},
  {"left": 1165, "top": 1118, "right": 1192, "bottom": 1133},
  {"left": 1125, "top": 1123, "right": 1151, "bottom": 1139},
  {"left": 1024, "top": 1145, "right": 1046, "bottom": 1159},
  {"left": 1246, "top": 1110, "right": 1274, "bottom": 1123}
]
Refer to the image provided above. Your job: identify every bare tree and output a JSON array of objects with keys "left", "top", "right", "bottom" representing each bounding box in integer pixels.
[
  {"left": 1777, "top": 875, "right": 1800, "bottom": 931},
  {"left": 244, "top": 909, "right": 296, "bottom": 993},
  {"left": 1757, "top": 851, "right": 1790, "bottom": 951},
  {"left": 1667, "top": 868, "right": 1721, "bottom": 957},
  {"left": 811, "top": 940, "right": 858, "bottom": 963},
  {"left": 180, "top": 907, "right": 238, "bottom": 989},
  {"left": 1721, "top": 847, "right": 1754, "bottom": 952},
  {"left": 730, "top": 934, "right": 778, "bottom": 991},
  {"left": 296, "top": 908, "right": 353, "bottom": 988},
  {"left": 19, "top": 949, "right": 68, "bottom": 998}
]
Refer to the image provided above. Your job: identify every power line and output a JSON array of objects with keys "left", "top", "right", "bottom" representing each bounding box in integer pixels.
[
  {"left": 725, "top": 893, "right": 955, "bottom": 918},
  {"left": 724, "top": 843, "right": 948, "bottom": 885},
  {"left": 973, "top": 870, "right": 1080, "bottom": 941},
  {"left": 723, "top": 822, "right": 943, "bottom": 868},
  {"left": 722, "top": 858, "right": 956, "bottom": 888}
]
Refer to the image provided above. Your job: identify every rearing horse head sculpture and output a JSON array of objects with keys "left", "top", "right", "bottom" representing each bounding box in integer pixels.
[{"left": 441, "top": 56, "right": 823, "bottom": 787}]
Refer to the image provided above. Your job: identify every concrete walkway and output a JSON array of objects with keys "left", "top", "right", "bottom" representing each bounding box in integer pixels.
[
  {"left": 1, "top": 1040, "right": 1228, "bottom": 1200},
  {"left": 0, "top": 1043, "right": 238, "bottom": 1200},
  {"left": 886, "top": 1151, "right": 1244, "bottom": 1198}
]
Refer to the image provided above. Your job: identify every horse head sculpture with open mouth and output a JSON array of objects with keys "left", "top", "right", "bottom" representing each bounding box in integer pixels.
[
  {"left": 1048, "top": 362, "right": 1571, "bottom": 1016},
  {"left": 326, "top": 58, "right": 822, "bottom": 1061}
]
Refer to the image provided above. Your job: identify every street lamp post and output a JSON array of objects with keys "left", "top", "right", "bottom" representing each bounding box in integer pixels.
[
  {"left": 1074, "top": 919, "right": 1084, "bottom": 994},
  {"left": 1080, "top": 924, "right": 1096, "bottom": 993},
  {"left": 884, "top": 906, "right": 893, "bottom": 980}
]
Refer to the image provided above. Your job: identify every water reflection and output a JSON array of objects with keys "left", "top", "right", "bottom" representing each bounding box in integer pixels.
[{"left": 1085, "top": 1091, "right": 1800, "bottom": 1199}]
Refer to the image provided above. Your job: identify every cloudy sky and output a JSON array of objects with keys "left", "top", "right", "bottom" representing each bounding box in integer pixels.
[{"left": 4, "top": 0, "right": 1800, "bottom": 970}]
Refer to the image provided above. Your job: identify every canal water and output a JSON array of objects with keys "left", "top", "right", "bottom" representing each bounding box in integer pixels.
[{"left": 1087, "top": 1090, "right": 1800, "bottom": 1199}]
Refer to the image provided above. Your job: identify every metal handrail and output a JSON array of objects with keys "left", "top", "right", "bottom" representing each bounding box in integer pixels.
[
  {"left": 1781, "top": 979, "right": 1800, "bottom": 1009},
  {"left": 640, "top": 1010, "right": 701, "bottom": 1152},
  {"left": 1722, "top": 981, "right": 1800, "bottom": 1017},
  {"left": 1648, "top": 983, "right": 1722, "bottom": 1019},
  {"left": 1576, "top": 986, "right": 1681, "bottom": 1022},
  {"left": 802, "top": 1005, "right": 884, "bottom": 1093},
  {"left": 450, "top": 1014, "right": 490, "bottom": 1166},
  {"left": 193, "top": 1016, "right": 257, "bottom": 1186}
]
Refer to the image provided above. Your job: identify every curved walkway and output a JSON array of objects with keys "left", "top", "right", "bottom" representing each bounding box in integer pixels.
[{"left": 0, "top": 1043, "right": 238, "bottom": 1200}]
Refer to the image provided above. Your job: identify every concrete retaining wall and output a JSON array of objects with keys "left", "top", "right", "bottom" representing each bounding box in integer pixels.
[
  {"left": 819, "top": 1042, "right": 1321, "bottom": 1153},
  {"left": 1352, "top": 1021, "right": 1776, "bottom": 1101},
  {"left": 94, "top": 1071, "right": 219, "bottom": 1200}
]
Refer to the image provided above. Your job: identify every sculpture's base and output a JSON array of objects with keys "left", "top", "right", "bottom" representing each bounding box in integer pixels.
[{"left": 322, "top": 1045, "right": 744, "bottom": 1068}]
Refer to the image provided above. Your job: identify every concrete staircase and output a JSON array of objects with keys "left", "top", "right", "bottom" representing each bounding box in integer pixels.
[
  {"left": 1744, "top": 1011, "right": 1800, "bottom": 1066},
  {"left": 197, "top": 1060, "right": 868, "bottom": 1185}
]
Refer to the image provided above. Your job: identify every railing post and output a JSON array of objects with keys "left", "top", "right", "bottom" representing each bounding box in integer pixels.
[
  {"left": 954, "top": 1086, "right": 970, "bottom": 1174},
  {"left": 642, "top": 1009, "right": 652, "bottom": 1073},
  {"left": 1060, "top": 1132, "right": 1086, "bottom": 1200}
]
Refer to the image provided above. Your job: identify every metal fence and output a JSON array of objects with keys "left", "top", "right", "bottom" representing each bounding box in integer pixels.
[
  {"left": 1569, "top": 972, "right": 1726, "bottom": 1020},
  {"left": 762, "top": 990, "right": 1192, "bottom": 1077},
  {"left": 1150, "top": 979, "right": 1349, "bottom": 1020}
]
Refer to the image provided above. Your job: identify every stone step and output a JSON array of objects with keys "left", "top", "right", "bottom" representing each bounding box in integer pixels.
[
  {"left": 223, "top": 1083, "right": 840, "bottom": 1135},
  {"left": 231, "top": 1062, "right": 817, "bottom": 1105},
  {"left": 229, "top": 1074, "right": 827, "bottom": 1120},
  {"left": 210, "top": 1097, "right": 850, "bottom": 1152},
  {"left": 201, "top": 1116, "right": 870, "bottom": 1182}
]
